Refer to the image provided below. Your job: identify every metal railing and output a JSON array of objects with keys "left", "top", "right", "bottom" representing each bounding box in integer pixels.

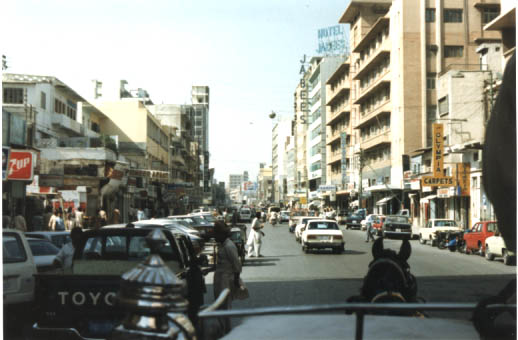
[{"left": 199, "top": 295, "right": 515, "bottom": 340}]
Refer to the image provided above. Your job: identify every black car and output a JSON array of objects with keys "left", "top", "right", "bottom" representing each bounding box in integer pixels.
[
  {"left": 382, "top": 215, "right": 412, "bottom": 239},
  {"left": 25, "top": 231, "right": 71, "bottom": 249},
  {"left": 345, "top": 213, "right": 363, "bottom": 230}
]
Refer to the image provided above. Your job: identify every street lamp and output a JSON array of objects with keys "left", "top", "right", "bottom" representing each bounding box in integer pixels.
[{"left": 270, "top": 111, "right": 277, "bottom": 204}]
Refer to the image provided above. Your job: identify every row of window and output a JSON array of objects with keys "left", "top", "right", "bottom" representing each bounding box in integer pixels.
[
  {"left": 310, "top": 161, "right": 321, "bottom": 172},
  {"left": 311, "top": 125, "right": 321, "bottom": 140},
  {"left": 359, "top": 25, "right": 389, "bottom": 64},
  {"left": 359, "top": 56, "right": 390, "bottom": 92},
  {"left": 425, "top": 7, "right": 499, "bottom": 25},
  {"left": 329, "top": 91, "right": 350, "bottom": 114},
  {"left": 359, "top": 85, "right": 390, "bottom": 116},
  {"left": 363, "top": 145, "right": 391, "bottom": 167},
  {"left": 360, "top": 115, "right": 390, "bottom": 141},
  {"left": 329, "top": 67, "right": 350, "bottom": 93}
]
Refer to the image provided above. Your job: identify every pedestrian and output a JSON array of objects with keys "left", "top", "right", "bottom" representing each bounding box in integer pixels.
[
  {"left": 65, "top": 213, "right": 76, "bottom": 231},
  {"left": 54, "top": 211, "right": 65, "bottom": 231},
  {"left": 53, "top": 227, "right": 83, "bottom": 271},
  {"left": 231, "top": 208, "right": 238, "bottom": 227},
  {"left": 213, "top": 220, "right": 242, "bottom": 335},
  {"left": 137, "top": 207, "right": 147, "bottom": 221},
  {"left": 111, "top": 208, "right": 121, "bottom": 224},
  {"left": 13, "top": 208, "right": 27, "bottom": 232},
  {"left": 365, "top": 219, "right": 375, "bottom": 242},
  {"left": 43, "top": 206, "right": 53, "bottom": 231},
  {"left": 247, "top": 212, "right": 264, "bottom": 257},
  {"left": 3, "top": 207, "right": 12, "bottom": 229},
  {"left": 97, "top": 209, "right": 108, "bottom": 228},
  {"left": 75, "top": 206, "right": 84, "bottom": 229}
]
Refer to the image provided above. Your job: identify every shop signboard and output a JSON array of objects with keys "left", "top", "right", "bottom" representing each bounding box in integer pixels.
[
  {"left": 437, "top": 188, "right": 449, "bottom": 198},
  {"left": 455, "top": 163, "right": 470, "bottom": 196},
  {"left": 432, "top": 123, "right": 444, "bottom": 177},
  {"left": 7, "top": 149, "right": 36, "bottom": 181},
  {"left": 2, "top": 146, "right": 10, "bottom": 181}
]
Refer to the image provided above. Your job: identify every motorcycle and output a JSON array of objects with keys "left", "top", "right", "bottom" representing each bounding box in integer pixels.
[
  {"left": 437, "top": 231, "right": 464, "bottom": 252},
  {"left": 269, "top": 214, "right": 278, "bottom": 226}
]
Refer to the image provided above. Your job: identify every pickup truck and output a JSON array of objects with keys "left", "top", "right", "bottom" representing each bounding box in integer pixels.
[
  {"left": 32, "top": 225, "right": 208, "bottom": 340},
  {"left": 463, "top": 221, "right": 497, "bottom": 255},
  {"left": 345, "top": 209, "right": 366, "bottom": 230}
]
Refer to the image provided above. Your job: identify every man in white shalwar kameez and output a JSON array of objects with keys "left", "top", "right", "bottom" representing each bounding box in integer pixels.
[{"left": 247, "top": 212, "right": 264, "bottom": 257}]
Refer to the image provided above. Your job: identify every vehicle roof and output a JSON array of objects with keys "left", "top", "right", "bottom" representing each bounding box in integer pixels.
[
  {"left": 307, "top": 219, "right": 338, "bottom": 223},
  {"left": 428, "top": 218, "right": 456, "bottom": 221},
  {"left": 26, "top": 231, "right": 70, "bottom": 235},
  {"left": 134, "top": 219, "right": 179, "bottom": 225}
]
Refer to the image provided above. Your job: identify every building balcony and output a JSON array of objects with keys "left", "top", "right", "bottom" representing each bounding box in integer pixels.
[
  {"left": 326, "top": 129, "right": 346, "bottom": 145},
  {"left": 360, "top": 130, "right": 391, "bottom": 151},
  {"left": 355, "top": 39, "right": 391, "bottom": 79},
  {"left": 353, "top": 17, "right": 390, "bottom": 53},
  {"left": 51, "top": 113, "right": 82, "bottom": 135},
  {"left": 327, "top": 103, "right": 350, "bottom": 126},
  {"left": 357, "top": 101, "right": 391, "bottom": 128},
  {"left": 355, "top": 69, "right": 390, "bottom": 104},
  {"left": 327, "top": 151, "right": 342, "bottom": 165}
]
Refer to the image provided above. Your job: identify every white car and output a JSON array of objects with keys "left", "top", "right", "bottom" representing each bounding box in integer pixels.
[
  {"left": 419, "top": 219, "right": 462, "bottom": 246},
  {"left": 301, "top": 220, "right": 345, "bottom": 254},
  {"left": 3, "top": 229, "right": 38, "bottom": 308},
  {"left": 485, "top": 234, "right": 515, "bottom": 265},
  {"left": 239, "top": 208, "right": 252, "bottom": 222},
  {"left": 294, "top": 217, "right": 320, "bottom": 242}
]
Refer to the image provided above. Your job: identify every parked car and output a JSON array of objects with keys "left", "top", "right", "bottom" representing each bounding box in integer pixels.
[
  {"left": 280, "top": 210, "right": 290, "bottom": 223},
  {"left": 3, "top": 229, "right": 38, "bottom": 326},
  {"left": 27, "top": 238, "right": 61, "bottom": 273},
  {"left": 485, "top": 231, "right": 515, "bottom": 265},
  {"left": 463, "top": 221, "right": 497, "bottom": 255},
  {"left": 382, "top": 215, "right": 412, "bottom": 239},
  {"left": 294, "top": 217, "right": 321, "bottom": 242},
  {"left": 289, "top": 211, "right": 308, "bottom": 232},
  {"left": 419, "top": 219, "right": 462, "bottom": 246},
  {"left": 32, "top": 226, "right": 208, "bottom": 339},
  {"left": 301, "top": 220, "right": 344, "bottom": 254},
  {"left": 25, "top": 231, "right": 71, "bottom": 249},
  {"left": 169, "top": 215, "right": 215, "bottom": 240}
]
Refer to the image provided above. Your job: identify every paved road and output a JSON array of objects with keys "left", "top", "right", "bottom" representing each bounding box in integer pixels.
[{"left": 204, "top": 221, "right": 515, "bottom": 323}]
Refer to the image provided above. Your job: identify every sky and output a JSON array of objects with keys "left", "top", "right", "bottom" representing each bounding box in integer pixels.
[{"left": 3, "top": 0, "right": 350, "bottom": 182}]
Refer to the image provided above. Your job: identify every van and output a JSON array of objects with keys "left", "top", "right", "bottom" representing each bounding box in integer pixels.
[{"left": 239, "top": 208, "right": 252, "bottom": 222}]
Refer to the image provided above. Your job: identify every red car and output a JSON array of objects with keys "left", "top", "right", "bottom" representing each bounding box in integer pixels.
[
  {"left": 372, "top": 215, "right": 386, "bottom": 236},
  {"left": 463, "top": 221, "right": 497, "bottom": 255}
]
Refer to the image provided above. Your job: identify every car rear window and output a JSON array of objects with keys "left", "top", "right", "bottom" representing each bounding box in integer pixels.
[
  {"left": 386, "top": 216, "right": 409, "bottom": 223},
  {"left": 29, "top": 240, "right": 60, "bottom": 256},
  {"left": 308, "top": 222, "right": 339, "bottom": 230}
]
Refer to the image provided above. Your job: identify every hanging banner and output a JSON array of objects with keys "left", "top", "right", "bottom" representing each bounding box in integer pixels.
[{"left": 432, "top": 123, "right": 444, "bottom": 177}]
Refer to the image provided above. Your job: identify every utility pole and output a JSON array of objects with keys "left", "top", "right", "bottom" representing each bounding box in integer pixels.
[
  {"left": 2, "top": 55, "right": 7, "bottom": 70},
  {"left": 358, "top": 148, "right": 364, "bottom": 209}
]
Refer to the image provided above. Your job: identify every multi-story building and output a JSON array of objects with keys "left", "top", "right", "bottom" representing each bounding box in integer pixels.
[
  {"left": 191, "top": 86, "right": 211, "bottom": 201},
  {"left": 325, "top": 56, "right": 355, "bottom": 211},
  {"left": 229, "top": 174, "right": 243, "bottom": 190},
  {"left": 272, "top": 118, "right": 292, "bottom": 204},
  {"left": 339, "top": 0, "right": 501, "bottom": 218},
  {"left": 257, "top": 164, "right": 273, "bottom": 205},
  {"left": 148, "top": 104, "right": 203, "bottom": 210},
  {"left": 2, "top": 74, "right": 129, "bottom": 224},
  {"left": 305, "top": 56, "right": 344, "bottom": 207}
]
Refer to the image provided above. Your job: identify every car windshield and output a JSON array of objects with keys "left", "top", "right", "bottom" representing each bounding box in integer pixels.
[
  {"left": 28, "top": 239, "right": 60, "bottom": 256},
  {"left": 386, "top": 216, "right": 409, "bottom": 223},
  {"left": 435, "top": 220, "right": 457, "bottom": 227},
  {"left": 308, "top": 222, "right": 339, "bottom": 230}
]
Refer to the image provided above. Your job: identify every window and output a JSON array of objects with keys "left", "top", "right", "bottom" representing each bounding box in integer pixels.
[
  {"left": 426, "top": 73, "right": 436, "bottom": 89},
  {"left": 3, "top": 88, "right": 24, "bottom": 104},
  {"left": 310, "top": 162, "right": 321, "bottom": 172},
  {"left": 444, "top": 9, "right": 463, "bottom": 23},
  {"left": 425, "top": 8, "right": 435, "bottom": 22},
  {"left": 40, "top": 91, "right": 46, "bottom": 109},
  {"left": 311, "top": 125, "right": 321, "bottom": 139},
  {"left": 482, "top": 7, "right": 499, "bottom": 24},
  {"left": 444, "top": 45, "right": 463, "bottom": 58},
  {"left": 426, "top": 45, "right": 438, "bottom": 57},
  {"left": 427, "top": 105, "right": 437, "bottom": 121},
  {"left": 54, "top": 98, "right": 66, "bottom": 114}
]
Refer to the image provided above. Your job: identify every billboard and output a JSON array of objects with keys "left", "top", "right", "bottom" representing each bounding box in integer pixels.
[{"left": 316, "top": 25, "right": 347, "bottom": 56}]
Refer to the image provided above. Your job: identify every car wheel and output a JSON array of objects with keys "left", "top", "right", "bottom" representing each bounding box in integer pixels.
[
  {"left": 485, "top": 245, "right": 495, "bottom": 261},
  {"left": 302, "top": 243, "right": 309, "bottom": 254},
  {"left": 430, "top": 237, "right": 437, "bottom": 247},
  {"left": 503, "top": 250, "right": 513, "bottom": 265},
  {"left": 419, "top": 235, "right": 426, "bottom": 245},
  {"left": 463, "top": 243, "right": 470, "bottom": 255}
]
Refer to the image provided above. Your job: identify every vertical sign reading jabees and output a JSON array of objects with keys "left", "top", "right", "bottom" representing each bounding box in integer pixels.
[{"left": 432, "top": 124, "right": 444, "bottom": 177}]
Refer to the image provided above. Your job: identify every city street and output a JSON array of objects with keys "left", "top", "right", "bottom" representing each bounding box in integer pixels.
[{"left": 204, "top": 221, "right": 516, "bottom": 327}]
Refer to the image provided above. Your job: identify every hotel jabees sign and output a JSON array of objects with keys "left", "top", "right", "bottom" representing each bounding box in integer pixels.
[{"left": 421, "top": 124, "right": 456, "bottom": 187}]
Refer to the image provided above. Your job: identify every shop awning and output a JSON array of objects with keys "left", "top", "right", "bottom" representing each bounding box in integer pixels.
[
  {"left": 336, "top": 190, "right": 349, "bottom": 195},
  {"left": 376, "top": 196, "right": 395, "bottom": 205},
  {"left": 420, "top": 195, "right": 437, "bottom": 204}
]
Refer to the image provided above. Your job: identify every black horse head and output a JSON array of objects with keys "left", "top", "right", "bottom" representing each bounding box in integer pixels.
[{"left": 347, "top": 237, "right": 418, "bottom": 315}]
